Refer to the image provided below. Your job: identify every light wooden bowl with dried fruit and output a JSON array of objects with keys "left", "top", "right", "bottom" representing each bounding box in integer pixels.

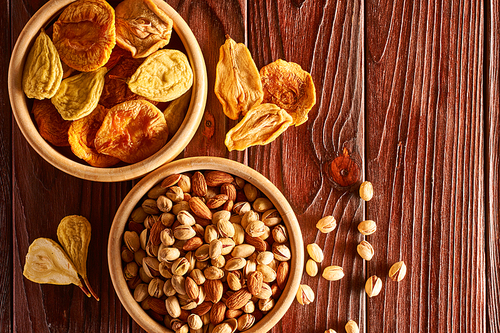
[
  {"left": 108, "top": 157, "right": 304, "bottom": 333},
  {"left": 8, "top": 0, "right": 207, "bottom": 182}
]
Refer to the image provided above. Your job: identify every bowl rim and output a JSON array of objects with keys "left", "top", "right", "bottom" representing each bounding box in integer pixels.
[
  {"left": 108, "top": 157, "right": 304, "bottom": 333},
  {"left": 8, "top": 0, "right": 208, "bottom": 182}
]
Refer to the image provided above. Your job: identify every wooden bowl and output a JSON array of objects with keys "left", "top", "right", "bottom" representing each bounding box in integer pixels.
[
  {"left": 8, "top": 0, "right": 207, "bottom": 182},
  {"left": 108, "top": 157, "right": 304, "bottom": 333}
]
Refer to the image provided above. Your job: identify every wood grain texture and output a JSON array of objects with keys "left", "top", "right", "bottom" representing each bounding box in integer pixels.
[
  {"left": 248, "top": 0, "right": 365, "bottom": 332},
  {"left": 365, "top": 0, "right": 485, "bottom": 332},
  {"left": 486, "top": 0, "right": 500, "bottom": 332}
]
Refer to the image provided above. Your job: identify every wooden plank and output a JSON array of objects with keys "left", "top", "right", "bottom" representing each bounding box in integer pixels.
[
  {"left": 1, "top": 0, "right": 12, "bottom": 330},
  {"left": 365, "top": 0, "right": 485, "bottom": 331},
  {"left": 486, "top": 0, "right": 500, "bottom": 332},
  {"left": 248, "top": 0, "right": 365, "bottom": 332}
]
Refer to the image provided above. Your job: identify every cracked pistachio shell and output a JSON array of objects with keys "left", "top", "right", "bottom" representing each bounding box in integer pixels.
[
  {"left": 128, "top": 49, "right": 193, "bottom": 102},
  {"left": 51, "top": 67, "right": 107, "bottom": 120},
  {"left": 296, "top": 284, "right": 314, "bottom": 305},
  {"left": 225, "top": 103, "right": 293, "bottom": 151},
  {"left": 22, "top": 29, "right": 63, "bottom": 99}
]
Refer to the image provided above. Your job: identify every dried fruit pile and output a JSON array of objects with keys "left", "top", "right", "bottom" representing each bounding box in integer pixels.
[
  {"left": 215, "top": 36, "right": 316, "bottom": 151},
  {"left": 121, "top": 170, "right": 292, "bottom": 332},
  {"left": 22, "top": 0, "right": 193, "bottom": 167}
]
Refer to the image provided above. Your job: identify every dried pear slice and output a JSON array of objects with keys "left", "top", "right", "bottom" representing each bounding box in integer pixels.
[
  {"left": 260, "top": 59, "right": 316, "bottom": 126},
  {"left": 51, "top": 67, "right": 107, "bottom": 121},
  {"left": 128, "top": 49, "right": 193, "bottom": 102},
  {"left": 225, "top": 103, "right": 293, "bottom": 151},
  {"left": 163, "top": 88, "right": 191, "bottom": 137},
  {"left": 115, "top": 0, "right": 173, "bottom": 58},
  {"left": 214, "top": 36, "right": 263, "bottom": 120},
  {"left": 23, "top": 238, "right": 90, "bottom": 297},
  {"left": 22, "top": 29, "right": 63, "bottom": 99},
  {"left": 53, "top": 0, "right": 116, "bottom": 72},
  {"left": 94, "top": 100, "right": 169, "bottom": 164},
  {"left": 68, "top": 105, "right": 120, "bottom": 168},
  {"left": 32, "top": 99, "right": 71, "bottom": 147},
  {"left": 57, "top": 215, "right": 99, "bottom": 300}
]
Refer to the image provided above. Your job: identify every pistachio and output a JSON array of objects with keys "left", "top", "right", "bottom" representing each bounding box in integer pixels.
[
  {"left": 357, "top": 220, "right": 377, "bottom": 235},
  {"left": 256, "top": 283, "right": 272, "bottom": 299},
  {"left": 148, "top": 277, "right": 165, "bottom": 298},
  {"left": 142, "top": 199, "right": 160, "bottom": 215},
  {"left": 296, "top": 284, "right": 314, "bottom": 305},
  {"left": 307, "top": 243, "right": 324, "bottom": 263},
  {"left": 171, "top": 257, "right": 190, "bottom": 276},
  {"left": 322, "top": 266, "right": 344, "bottom": 281},
  {"left": 359, "top": 181, "right": 374, "bottom": 201},
  {"left": 232, "top": 223, "right": 245, "bottom": 245},
  {"left": 272, "top": 225, "right": 288, "bottom": 243},
  {"left": 316, "top": 215, "right": 337, "bottom": 233},
  {"left": 121, "top": 247, "right": 134, "bottom": 262},
  {"left": 171, "top": 275, "right": 186, "bottom": 295},
  {"left": 252, "top": 197, "right": 274, "bottom": 212},
  {"left": 139, "top": 267, "right": 152, "bottom": 283},
  {"left": 306, "top": 259, "right": 318, "bottom": 277},
  {"left": 261, "top": 209, "right": 282, "bottom": 227},
  {"left": 357, "top": 240, "right": 374, "bottom": 261},
  {"left": 131, "top": 207, "right": 148, "bottom": 223},
  {"left": 212, "top": 322, "right": 232, "bottom": 333},
  {"left": 389, "top": 261, "right": 407, "bottom": 281},
  {"left": 246, "top": 220, "right": 266, "bottom": 238},
  {"left": 166, "top": 186, "right": 184, "bottom": 202},
  {"left": 257, "top": 251, "right": 274, "bottom": 265},
  {"left": 159, "top": 262, "right": 173, "bottom": 279},
  {"left": 134, "top": 249, "right": 147, "bottom": 266},
  {"left": 178, "top": 174, "right": 192, "bottom": 193},
  {"left": 160, "top": 213, "right": 176, "bottom": 227},
  {"left": 157, "top": 195, "right": 173, "bottom": 213},
  {"left": 174, "top": 225, "right": 196, "bottom": 240},
  {"left": 242, "top": 300, "right": 255, "bottom": 314},
  {"left": 365, "top": 275, "right": 382, "bottom": 297},
  {"left": 204, "top": 266, "right": 224, "bottom": 280},
  {"left": 177, "top": 210, "right": 196, "bottom": 226},
  {"left": 190, "top": 268, "right": 206, "bottom": 285},
  {"left": 258, "top": 297, "right": 274, "bottom": 311},
  {"left": 241, "top": 210, "right": 259, "bottom": 229},
  {"left": 231, "top": 244, "right": 256, "bottom": 258},
  {"left": 142, "top": 257, "right": 160, "bottom": 278},
  {"left": 158, "top": 247, "right": 181, "bottom": 262},
  {"left": 227, "top": 271, "right": 242, "bottom": 291},
  {"left": 243, "top": 183, "right": 258, "bottom": 202},
  {"left": 217, "top": 219, "right": 235, "bottom": 238},
  {"left": 188, "top": 314, "right": 203, "bottom": 330},
  {"left": 325, "top": 330, "right": 337, "bottom": 333},
  {"left": 257, "top": 264, "right": 277, "bottom": 283},
  {"left": 172, "top": 201, "right": 190, "bottom": 215},
  {"left": 165, "top": 296, "right": 182, "bottom": 318},
  {"left": 124, "top": 231, "right": 140, "bottom": 252},
  {"left": 233, "top": 201, "right": 251, "bottom": 215},
  {"left": 345, "top": 320, "right": 359, "bottom": 333},
  {"left": 163, "top": 279, "right": 176, "bottom": 296},
  {"left": 219, "top": 237, "right": 236, "bottom": 255},
  {"left": 133, "top": 283, "right": 149, "bottom": 302},
  {"left": 211, "top": 255, "right": 226, "bottom": 269},
  {"left": 209, "top": 239, "right": 223, "bottom": 259},
  {"left": 273, "top": 243, "right": 291, "bottom": 261},
  {"left": 238, "top": 314, "right": 255, "bottom": 330},
  {"left": 194, "top": 244, "right": 210, "bottom": 261},
  {"left": 204, "top": 225, "right": 219, "bottom": 244},
  {"left": 212, "top": 210, "right": 231, "bottom": 224}
]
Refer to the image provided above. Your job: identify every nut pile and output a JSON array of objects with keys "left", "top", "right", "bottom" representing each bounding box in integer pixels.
[{"left": 121, "top": 170, "right": 291, "bottom": 332}]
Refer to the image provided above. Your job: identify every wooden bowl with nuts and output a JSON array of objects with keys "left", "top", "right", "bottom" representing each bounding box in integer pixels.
[
  {"left": 8, "top": 0, "right": 207, "bottom": 181},
  {"left": 108, "top": 157, "right": 304, "bottom": 332}
]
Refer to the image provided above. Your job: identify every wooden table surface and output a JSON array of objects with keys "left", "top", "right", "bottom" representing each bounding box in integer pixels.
[{"left": 1, "top": 0, "right": 496, "bottom": 332}]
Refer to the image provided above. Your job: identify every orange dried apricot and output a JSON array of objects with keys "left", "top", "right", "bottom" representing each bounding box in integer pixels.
[
  {"left": 260, "top": 59, "right": 316, "bottom": 126},
  {"left": 115, "top": 0, "right": 173, "bottom": 58},
  {"left": 32, "top": 99, "right": 71, "bottom": 147},
  {"left": 94, "top": 100, "right": 169, "bottom": 164},
  {"left": 68, "top": 105, "right": 120, "bottom": 167},
  {"left": 53, "top": 0, "right": 116, "bottom": 72}
]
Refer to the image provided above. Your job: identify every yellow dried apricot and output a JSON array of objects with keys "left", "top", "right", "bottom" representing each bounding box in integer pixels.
[
  {"left": 94, "top": 100, "right": 169, "bottom": 164},
  {"left": 53, "top": 0, "right": 116, "bottom": 72},
  {"left": 214, "top": 36, "right": 263, "bottom": 120},
  {"left": 260, "top": 59, "right": 316, "bottom": 126},
  {"left": 115, "top": 0, "right": 173, "bottom": 58},
  {"left": 225, "top": 103, "right": 293, "bottom": 151},
  {"left": 22, "top": 29, "right": 63, "bottom": 99},
  {"left": 51, "top": 67, "right": 108, "bottom": 121},
  {"left": 68, "top": 105, "right": 120, "bottom": 167},
  {"left": 128, "top": 49, "right": 193, "bottom": 102},
  {"left": 32, "top": 99, "right": 71, "bottom": 147}
]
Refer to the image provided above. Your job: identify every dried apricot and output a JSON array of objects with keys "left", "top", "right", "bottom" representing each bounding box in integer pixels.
[
  {"left": 32, "top": 99, "right": 71, "bottom": 147},
  {"left": 22, "top": 29, "right": 63, "bottom": 100},
  {"left": 94, "top": 100, "right": 169, "bottom": 164},
  {"left": 128, "top": 49, "right": 193, "bottom": 102},
  {"left": 53, "top": 0, "right": 116, "bottom": 72},
  {"left": 225, "top": 103, "right": 293, "bottom": 151},
  {"left": 214, "top": 36, "right": 263, "bottom": 120},
  {"left": 163, "top": 88, "right": 191, "bottom": 137},
  {"left": 115, "top": 0, "right": 173, "bottom": 58},
  {"left": 260, "top": 59, "right": 316, "bottom": 126},
  {"left": 51, "top": 67, "right": 108, "bottom": 121},
  {"left": 68, "top": 105, "right": 120, "bottom": 167}
]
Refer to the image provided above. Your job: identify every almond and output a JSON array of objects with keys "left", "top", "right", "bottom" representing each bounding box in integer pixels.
[
  {"left": 205, "top": 171, "right": 235, "bottom": 187},
  {"left": 149, "top": 220, "right": 166, "bottom": 246},
  {"left": 276, "top": 261, "right": 290, "bottom": 290},
  {"left": 192, "top": 172, "right": 207, "bottom": 197},
  {"left": 183, "top": 237, "right": 204, "bottom": 251},
  {"left": 191, "top": 301, "right": 212, "bottom": 316},
  {"left": 244, "top": 234, "right": 268, "bottom": 252},
  {"left": 225, "top": 288, "right": 252, "bottom": 309},
  {"left": 161, "top": 174, "right": 182, "bottom": 188},
  {"left": 189, "top": 196, "right": 213, "bottom": 220},
  {"left": 210, "top": 301, "right": 227, "bottom": 325},
  {"left": 149, "top": 297, "right": 168, "bottom": 315},
  {"left": 221, "top": 183, "right": 237, "bottom": 201},
  {"left": 206, "top": 194, "right": 229, "bottom": 209},
  {"left": 185, "top": 276, "right": 200, "bottom": 301},
  {"left": 205, "top": 279, "right": 224, "bottom": 303},
  {"left": 247, "top": 271, "right": 263, "bottom": 296}
]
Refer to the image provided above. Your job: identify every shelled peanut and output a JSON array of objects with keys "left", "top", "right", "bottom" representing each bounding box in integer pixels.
[{"left": 121, "top": 170, "right": 291, "bottom": 332}]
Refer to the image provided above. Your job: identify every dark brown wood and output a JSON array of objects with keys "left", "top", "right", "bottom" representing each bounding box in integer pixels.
[
  {"left": 3, "top": 0, "right": 492, "bottom": 332},
  {"left": 366, "top": 0, "right": 485, "bottom": 332},
  {"left": 486, "top": 0, "right": 500, "bottom": 332}
]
